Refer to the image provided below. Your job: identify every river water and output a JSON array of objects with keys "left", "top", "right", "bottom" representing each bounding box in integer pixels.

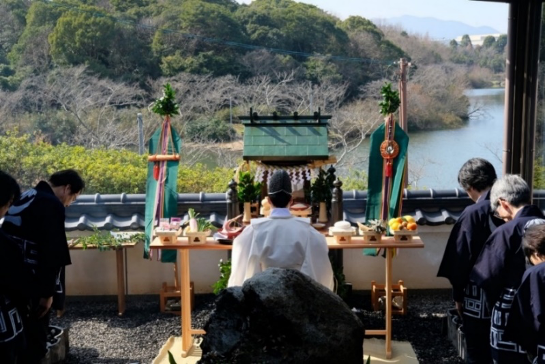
[{"left": 343, "top": 88, "right": 505, "bottom": 190}]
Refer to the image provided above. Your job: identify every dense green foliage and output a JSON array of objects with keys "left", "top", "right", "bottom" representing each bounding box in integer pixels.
[
  {"left": 534, "top": 157, "right": 545, "bottom": 189},
  {"left": 212, "top": 259, "right": 231, "bottom": 295},
  {"left": 73, "top": 227, "right": 146, "bottom": 251},
  {"left": 237, "top": 171, "right": 261, "bottom": 202},
  {"left": 342, "top": 170, "right": 368, "bottom": 191},
  {"left": 0, "top": 133, "right": 232, "bottom": 193},
  {"left": 0, "top": 0, "right": 505, "bottom": 91},
  {"left": 0, "top": 0, "right": 514, "bottom": 191},
  {"left": 185, "top": 117, "right": 236, "bottom": 142},
  {"left": 0, "top": 0, "right": 509, "bottom": 145},
  {"left": 310, "top": 168, "right": 334, "bottom": 203}
]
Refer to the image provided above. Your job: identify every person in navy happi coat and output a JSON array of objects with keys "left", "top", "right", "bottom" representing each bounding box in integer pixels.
[
  {"left": 505, "top": 224, "right": 545, "bottom": 364},
  {"left": 2, "top": 169, "right": 84, "bottom": 363},
  {"left": 471, "top": 174, "right": 545, "bottom": 364},
  {"left": 438, "top": 158, "right": 503, "bottom": 364}
]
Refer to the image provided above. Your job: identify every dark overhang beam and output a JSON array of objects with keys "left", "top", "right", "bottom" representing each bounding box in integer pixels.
[{"left": 472, "top": 1, "right": 543, "bottom": 197}]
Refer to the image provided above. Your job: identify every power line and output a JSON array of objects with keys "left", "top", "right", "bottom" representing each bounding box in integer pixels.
[{"left": 46, "top": 1, "right": 397, "bottom": 66}]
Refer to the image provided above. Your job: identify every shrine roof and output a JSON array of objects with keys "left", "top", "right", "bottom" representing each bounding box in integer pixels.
[{"left": 241, "top": 112, "right": 331, "bottom": 161}]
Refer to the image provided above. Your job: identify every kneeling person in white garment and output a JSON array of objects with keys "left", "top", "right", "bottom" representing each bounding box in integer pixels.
[{"left": 228, "top": 169, "right": 334, "bottom": 290}]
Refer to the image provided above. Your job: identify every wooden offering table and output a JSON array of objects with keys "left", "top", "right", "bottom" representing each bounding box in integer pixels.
[
  {"left": 326, "top": 236, "right": 424, "bottom": 359},
  {"left": 150, "top": 237, "right": 231, "bottom": 358},
  {"left": 151, "top": 235, "right": 423, "bottom": 359},
  {"left": 67, "top": 241, "right": 138, "bottom": 316}
]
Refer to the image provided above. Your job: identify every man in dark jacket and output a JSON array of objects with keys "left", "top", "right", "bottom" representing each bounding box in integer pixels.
[
  {"left": 471, "top": 174, "right": 545, "bottom": 364},
  {"left": 2, "top": 169, "right": 84, "bottom": 363},
  {"left": 0, "top": 171, "right": 30, "bottom": 364},
  {"left": 438, "top": 158, "right": 503, "bottom": 364}
]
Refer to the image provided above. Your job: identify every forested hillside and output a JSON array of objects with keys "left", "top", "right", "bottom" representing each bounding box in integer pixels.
[{"left": 0, "top": 0, "right": 509, "bottom": 191}]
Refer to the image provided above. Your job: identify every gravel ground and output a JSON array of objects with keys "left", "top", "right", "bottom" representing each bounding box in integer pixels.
[{"left": 51, "top": 289, "right": 463, "bottom": 364}]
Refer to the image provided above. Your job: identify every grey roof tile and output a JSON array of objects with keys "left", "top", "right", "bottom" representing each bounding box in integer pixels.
[{"left": 63, "top": 189, "right": 545, "bottom": 231}]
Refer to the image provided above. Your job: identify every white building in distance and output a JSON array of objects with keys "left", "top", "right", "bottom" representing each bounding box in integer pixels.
[{"left": 454, "top": 33, "right": 503, "bottom": 47}]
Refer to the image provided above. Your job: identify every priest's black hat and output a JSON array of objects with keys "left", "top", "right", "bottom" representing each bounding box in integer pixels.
[{"left": 268, "top": 170, "right": 292, "bottom": 195}]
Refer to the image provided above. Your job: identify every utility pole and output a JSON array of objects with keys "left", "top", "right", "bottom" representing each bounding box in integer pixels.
[
  {"left": 399, "top": 58, "right": 408, "bottom": 133},
  {"left": 137, "top": 113, "right": 144, "bottom": 155}
]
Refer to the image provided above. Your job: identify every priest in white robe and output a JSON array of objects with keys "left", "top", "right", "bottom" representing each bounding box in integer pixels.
[{"left": 228, "top": 169, "right": 334, "bottom": 290}]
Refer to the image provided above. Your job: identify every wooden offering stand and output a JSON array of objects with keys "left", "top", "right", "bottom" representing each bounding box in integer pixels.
[
  {"left": 159, "top": 259, "right": 195, "bottom": 315},
  {"left": 155, "top": 229, "right": 181, "bottom": 244},
  {"left": 160, "top": 281, "right": 194, "bottom": 315},
  {"left": 392, "top": 230, "right": 418, "bottom": 242},
  {"left": 371, "top": 280, "right": 407, "bottom": 316}
]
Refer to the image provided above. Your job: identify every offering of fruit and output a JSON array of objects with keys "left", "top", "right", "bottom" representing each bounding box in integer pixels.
[{"left": 388, "top": 216, "right": 417, "bottom": 232}]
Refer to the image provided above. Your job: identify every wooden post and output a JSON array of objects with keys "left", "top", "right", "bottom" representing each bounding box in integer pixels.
[
  {"left": 115, "top": 248, "right": 126, "bottom": 316},
  {"left": 180, "top": 249, "right": 192, "bottom": 357},
  {"left": 173, "top": 261, "right": 179, "bottom": 290},
  {"left": 385, "top": 248, "right": 393, "bottom": 359},
  {"left": 226, "top": 179, "right": 239, "bottom": 219},
  {"left": 330, "top": 177, "right": 344, "bottom": 280}
]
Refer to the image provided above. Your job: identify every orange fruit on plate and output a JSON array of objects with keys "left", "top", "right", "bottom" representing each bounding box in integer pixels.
[{"left": 407, "top": 222, "right": 417, "bottom": 231}]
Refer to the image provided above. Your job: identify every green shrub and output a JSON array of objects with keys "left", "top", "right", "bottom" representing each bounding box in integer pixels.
[
  {"left": 342, "top": 169, "right": 368, "bottom": 190},
  {"left": 212, "top": 259, "right": 231, "bottom": 294},
  {"left": 185, "top": 118, "right": 236, "bottom": 142},
  {"left": 0, "top": 133, "right": 233, "bottom": 193}
]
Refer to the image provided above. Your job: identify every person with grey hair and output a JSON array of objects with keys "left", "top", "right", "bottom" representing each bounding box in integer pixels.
[
  {"left": 471, "top": 174, "right": 545, "bottom": 363},
  {"left": 504, "top": 224, "right": 545, "bottom": 363},
  {"left": 228, "top": 169, "right": 333, "bottom": 290},
  {"left": 438, "top": 158, "right": 503, "bottom": 364}
]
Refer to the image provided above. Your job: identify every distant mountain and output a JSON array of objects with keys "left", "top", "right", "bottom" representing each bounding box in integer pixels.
[{"left": 373, "top": 15, "right": 501, "bottom": 41}]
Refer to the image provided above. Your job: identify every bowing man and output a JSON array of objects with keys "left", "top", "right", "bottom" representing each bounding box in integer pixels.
[
  {"left": 505, "top": 223, "right": 545, "bottom": 364},
  {"left": 471, "top": 174, "right": 545, "bottom": 364},
  {"left": 2, "top": 169, "right": 85, "bottom": 363},
  {"left": 228, "top": 169, "right": 334, "bottom": 290},
  {"left": 437, "top": 158, "right": 503, "bottom": 364},
  {"left": 0, "top": 171, "right": 27, "bottom": 364}
]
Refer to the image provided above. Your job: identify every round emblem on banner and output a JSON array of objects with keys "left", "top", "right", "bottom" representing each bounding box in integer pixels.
[{"left": 380, "top": 140, "right": 399, "bottom": 159}]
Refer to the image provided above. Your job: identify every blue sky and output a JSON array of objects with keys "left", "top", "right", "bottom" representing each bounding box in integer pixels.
[{"left": 236, "top": 0, "right": 509, "bottom": 33}]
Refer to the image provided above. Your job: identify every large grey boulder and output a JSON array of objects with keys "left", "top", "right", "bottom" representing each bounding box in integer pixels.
[{"left": 199, "top": 268, "right": 364, "bottom": 363}]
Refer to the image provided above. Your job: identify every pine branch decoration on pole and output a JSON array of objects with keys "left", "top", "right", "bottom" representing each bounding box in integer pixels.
[
  {"left": 150, "top": 83, "right": 180, "bottom": 117},
  {"left": 144, "top": 83, "right": 182, "bottom": 262},
  {"left": 379, "top": 82, "right": 400, "bottom": 117}
]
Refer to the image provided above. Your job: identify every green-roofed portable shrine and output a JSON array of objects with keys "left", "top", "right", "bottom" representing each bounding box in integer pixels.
[{"left": 240, "top": 108, "right": 332, "bottom": 163}]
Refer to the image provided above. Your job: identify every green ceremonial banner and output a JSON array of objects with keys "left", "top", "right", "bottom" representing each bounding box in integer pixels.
[
  {"left": 144, "top": 125, "right": 182, "bottom": 263},
  {"left": 364, "top": 121, "right": 409, "bottom": 256}
]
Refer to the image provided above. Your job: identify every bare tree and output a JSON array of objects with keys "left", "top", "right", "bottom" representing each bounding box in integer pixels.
[
  {"left": 149, "top": 74, "right": 238, "bottom": 123},
  {"left": 239, "top": 50, "right": 303, "bottom": 80},
  {"left": 407, "top": 63, "right": 470, "bottom": 129},
  {"left": 380, "top": 25, "right": 452, "bottom": 66},
  {"left": 5, "top": 66, "right": 146, "bottom": 149},
  {"left": 408, "top": 157, "right": 438, "bottom": 189},
  {"left": 329, "top": 99, "right": 382, "bottom": 167}
]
